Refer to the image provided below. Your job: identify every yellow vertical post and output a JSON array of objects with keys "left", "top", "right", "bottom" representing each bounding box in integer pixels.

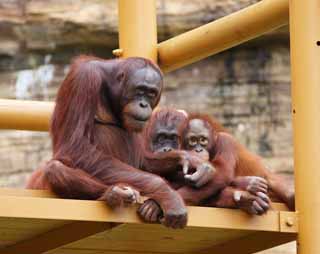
[
  {"left": 118, "top": 0, "right": 157, "bottom": 62},
  {"left": 290, "top": 0, "right": 320, "bottom": 253}
]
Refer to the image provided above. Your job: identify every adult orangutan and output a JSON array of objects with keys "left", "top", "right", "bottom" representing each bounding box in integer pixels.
[
  {"left": 26, "top": 56, "right": 211, "bottom": 229},
  {"left": 181, "top": 114, "right": 295, "bottom": 213}
]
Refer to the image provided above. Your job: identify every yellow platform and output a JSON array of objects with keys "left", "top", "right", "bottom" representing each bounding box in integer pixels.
[{"left": 0, "top": 188, "right": 296, "bottom": 254}]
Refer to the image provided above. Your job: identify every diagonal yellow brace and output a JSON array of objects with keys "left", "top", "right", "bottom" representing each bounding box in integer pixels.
[{"left": 158, "top": 0, "right": 289, "bottom": 72}]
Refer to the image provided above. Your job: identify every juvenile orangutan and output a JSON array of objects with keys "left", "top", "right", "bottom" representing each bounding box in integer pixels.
[{"left": 181, "top": 114, "right": 295, "bottom": 213}]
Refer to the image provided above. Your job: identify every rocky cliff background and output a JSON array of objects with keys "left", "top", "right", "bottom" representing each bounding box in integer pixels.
[{"left": 0, "top": 0, "right": 295, "bottom": 253}]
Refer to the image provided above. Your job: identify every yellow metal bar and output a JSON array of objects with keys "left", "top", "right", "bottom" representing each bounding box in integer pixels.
[
  {"left": 0, "top": 99, "right": 53, "bottom": 131},
  {"left": 118, "top": 0, "right": 157, "bottom": 62},
  {"left": 158, "top": 0, "right": 289, "bottom": 72},
  {"left": 0, "top": 188, "right": 57, "bottom": 198},
  {"left": 0, "top": 195, "right": 297, "bottom": 232},
  {"left": 289, "top": 0, "right": 320, "bottom": 253}
]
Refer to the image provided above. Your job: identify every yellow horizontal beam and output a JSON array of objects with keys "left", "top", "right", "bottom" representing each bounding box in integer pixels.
[
  {"left": 0, "top": 99, "right": 53, "bottom": 131},
  {"left": 0, "top": 189, "right": 296, "bottom": 253},
  {"left": 158, "top": 0, "right": 289, "bottom": 72},
  {"left": 0, "top": 194, "right": 297, "bottom": 233},
  {"left": 0, "top": 187, "right": 57, "bottom": 198},
  {"left": 0, "top": 187, "right": 289, "bottom": 211}
]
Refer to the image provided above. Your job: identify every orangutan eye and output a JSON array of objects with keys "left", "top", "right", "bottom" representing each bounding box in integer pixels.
[
  {"left": 157, "top": 134, "right": 166, "bottom": 143},
  {"left": 137, "top": 89, "right": 145, "bottom": 96},
  {"left": 200, "top": 137, "right": 208, "bottom": 146},
  {"left": 188, "top": 137, "right": 197, "bottom": 146},
  {"left": 148, "top": 91, "right": 157, "bottom": 98}
]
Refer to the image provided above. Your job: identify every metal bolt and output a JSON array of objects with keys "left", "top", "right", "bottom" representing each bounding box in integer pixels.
[
  {"left": 286, "top": 217, "right": 294, "bottom": 227},
  {"left": 112, "top": 49, "right": 123, "bottom": 57}
]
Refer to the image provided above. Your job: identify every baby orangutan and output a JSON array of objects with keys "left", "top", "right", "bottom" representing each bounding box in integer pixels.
[{"left": 181, "top": 114, "right": 295, "bottom": 214}]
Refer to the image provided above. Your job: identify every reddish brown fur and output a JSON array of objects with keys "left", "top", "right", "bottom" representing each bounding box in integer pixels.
[
  {"left": 179, "top": 113, "right": 227, "bottom": 159},
  {"left": 27, "top": 56, "right": 190, "bottom": 228},
  {"left": 142, "top": 108, "right": 188, "bottom": 177},
  {"left": 142, "top": 109, "right": 226, "bottom": 205},
  {"left": 180, "top": 115, "right": 237, "bottom": 205},
  {"left": 142, "top": 109, "right": 215, "bottom": 179},
  {"left": 182, "top": 114, "right": 295, "bottom": 211},
  {"left": 143, "top": 108, "right": 187, "bottom": 151}
]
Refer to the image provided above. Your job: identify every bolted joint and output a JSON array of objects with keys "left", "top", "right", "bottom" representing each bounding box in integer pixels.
[
  {"left": 279, "top": 211, "right": 298, "bottom": 233},
  {"left": 112, "top": 49, "right": 123, "bottom": 57},
  {"left": 286, "top": 217, "right": 294, "bottom": 227}
]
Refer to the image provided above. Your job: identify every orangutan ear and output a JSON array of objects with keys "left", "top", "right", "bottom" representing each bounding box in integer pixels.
[
  {"left": 116, "top": 71, "right": 125, "bottom": 83},
  {"left": 95, "top": 99, "right": 116, "bottom": 125}
]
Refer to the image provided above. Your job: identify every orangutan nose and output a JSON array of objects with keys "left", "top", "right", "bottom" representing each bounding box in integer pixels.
[
  {"left": 162, "top": 147, "right": 172, "bottom": 152},
  {"left": 139, "top": 101, "right": 148, "bottom": 108},
  {"left": 195, "top": 147, "right": 203, "bottom": 153}
]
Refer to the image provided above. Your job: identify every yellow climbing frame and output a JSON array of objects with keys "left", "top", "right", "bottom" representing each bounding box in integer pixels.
[{"left": 0, "top": 0, "right": 317, "bottom": 253}]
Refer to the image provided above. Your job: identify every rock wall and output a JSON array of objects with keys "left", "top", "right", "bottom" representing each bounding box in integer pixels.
[{"left": 0, "top": 1, "right": 295, "bottom": 253}]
